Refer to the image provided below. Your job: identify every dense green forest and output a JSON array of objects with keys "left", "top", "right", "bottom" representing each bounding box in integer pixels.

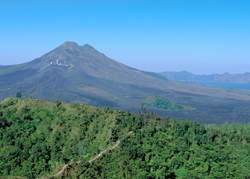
[
  {"left": 1, "top": 97, "right": 250, "bottom": 178},
  {"left": 141, "top": 95, "right": 195, "bottom": 110}
]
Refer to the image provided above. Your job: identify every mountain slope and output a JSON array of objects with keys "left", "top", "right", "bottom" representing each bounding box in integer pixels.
[
  {"left": 1, "top": 98, "right": 250, "bottom": 178},
  {"left": 1, "top": 42, "right": 250, "bottom": 124},
  {"left": 159, "top": 71, "right": 250, "bottom": 84},
  {"left": 0, "top": 42, "right": 169, "bottom": 104}
]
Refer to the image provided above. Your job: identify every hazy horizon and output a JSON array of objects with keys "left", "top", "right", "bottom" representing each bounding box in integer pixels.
[{"left": 1, "top": 0, "right": 250, "bottom": 75}]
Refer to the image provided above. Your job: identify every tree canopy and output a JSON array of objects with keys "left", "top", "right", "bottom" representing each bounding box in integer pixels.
[
  {"left": 0, "top": 98, "right": 250, "bottom": 178},
  {"left": 15, "top": 91, "right": 22, "bottom": 98}
]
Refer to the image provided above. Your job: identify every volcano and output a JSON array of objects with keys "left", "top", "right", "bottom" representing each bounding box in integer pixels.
[{"left": 1, "top": 41, "right": 250, "bottom": 124}]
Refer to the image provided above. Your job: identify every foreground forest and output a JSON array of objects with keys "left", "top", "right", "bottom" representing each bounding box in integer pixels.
[{"left": 1, "top": 98, "right": 250, "bottom": 178}]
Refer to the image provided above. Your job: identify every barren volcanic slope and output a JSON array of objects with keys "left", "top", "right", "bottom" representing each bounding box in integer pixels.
[{"left": 1, "top": 41, "right": 250, "bottom": 124}]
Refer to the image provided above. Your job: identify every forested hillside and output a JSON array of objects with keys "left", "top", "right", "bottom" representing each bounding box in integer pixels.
[{"left": 1, "top": 98, "right": 250, "bottom": 178}]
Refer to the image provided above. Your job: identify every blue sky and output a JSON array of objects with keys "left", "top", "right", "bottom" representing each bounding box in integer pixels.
[{"left": 0, "top": 0, "right": 250, "bottom": 75}]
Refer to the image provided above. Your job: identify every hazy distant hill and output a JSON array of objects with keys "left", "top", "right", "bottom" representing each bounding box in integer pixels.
[
  {"left": 159, "top": 71, "right": 250, "bottom": 84},
  {"left": 1, "top": 42, "right": 250, "bottom": 124}
]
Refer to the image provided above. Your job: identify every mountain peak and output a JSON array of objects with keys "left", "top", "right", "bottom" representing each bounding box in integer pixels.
[
  {"left": 59, "top": 41, "right": 79, "bottom": 49},
  {"left": 35, "top": 42, "right": 105, "bottom": 70},
  {"left": 58, "top": 42, "right": 98, "bottom": 53}
]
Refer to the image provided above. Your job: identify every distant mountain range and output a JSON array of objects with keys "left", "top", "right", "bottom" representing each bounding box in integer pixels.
[
  {"left": 159, "top": 71, "right": 250, "bottom": 84},
  {"left": 1, "top": 41, "right": 250, "bottom": 124}
]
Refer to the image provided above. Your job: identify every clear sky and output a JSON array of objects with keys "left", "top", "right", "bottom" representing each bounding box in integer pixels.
[{"left": 0, "top": 0, "right": 250, "bottom": 75}]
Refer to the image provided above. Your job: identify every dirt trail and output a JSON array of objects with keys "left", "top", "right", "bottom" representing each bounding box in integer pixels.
[
  {"left": 51, "top": 140, "right": 121, "bottom": 178},
  {"left": 52, "top": 164, "right": 70, "bottom": 177},
  {"left": 50, "top": 131, "right": 132, "bottom": 178},
  {"left": 89, "top": 141, "right": 120, "bottom": 164}
]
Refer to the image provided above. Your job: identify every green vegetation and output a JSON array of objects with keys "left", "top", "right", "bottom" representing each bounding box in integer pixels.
[
  {"left": 141, "top": 95, "right": 195, "bottom": 110},
  {"left": 1, "top": 98, "right": 250, "bottom": 178},
  {"left": 54, "top": 99, "right": 61, "bottom": 107},
  {"left": 16, "top": 91, "right": 22, "bottom": 98}
]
